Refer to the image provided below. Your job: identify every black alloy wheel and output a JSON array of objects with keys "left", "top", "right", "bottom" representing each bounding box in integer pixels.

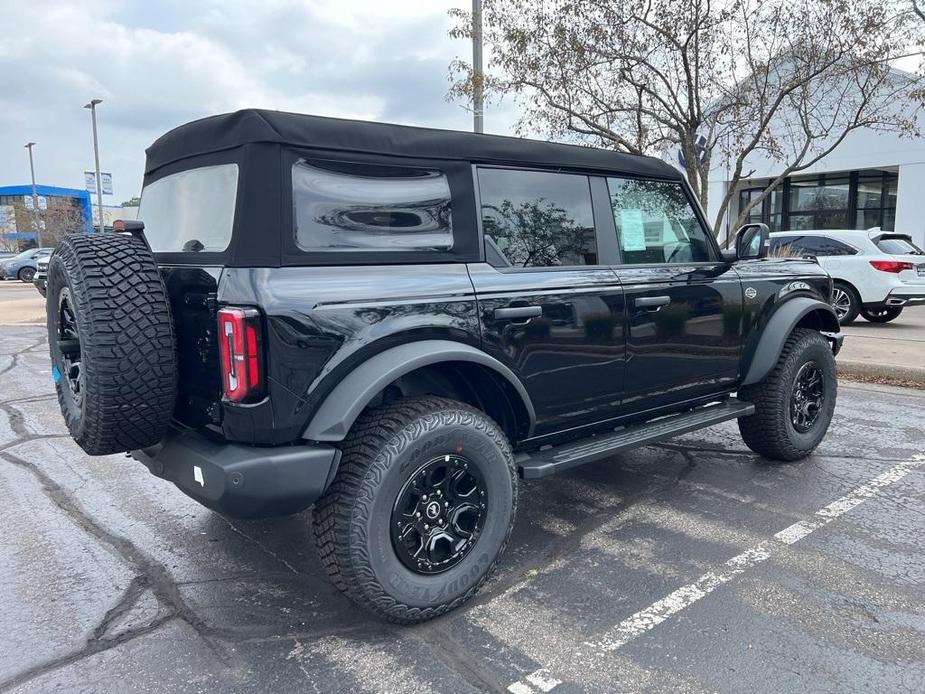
[
  {"left": 790, "top": 361, "right": 824, "bottom": 433},
  {"left": 18, "top": 266, "right": 36, "bottom": 283},
  {"left": 738, "top": 328, "right": 837, "bottom": 461},
  {"left": 56, "top": 287, "right": 83, "bottom": 409},
  {"left": 391, "top": 453, "right": 487, "bottom": 575},
  {"left": 313, "top": 395, "right": 517, "bottom": 623}
]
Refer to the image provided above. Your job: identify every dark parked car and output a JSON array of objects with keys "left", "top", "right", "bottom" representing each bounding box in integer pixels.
[
  {"left": 46, "top": 110, "right": 842, "bottom": 623},
  {"left": 0, "top": 247, "right": 53, "bottom": 282}
]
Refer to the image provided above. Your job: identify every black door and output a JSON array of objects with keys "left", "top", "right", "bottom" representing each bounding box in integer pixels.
[
  {"left": 470, "top": 168, "right": 626, "bottom": 437},
  {"left": 603, "top": 176, "right": 744, "bottom": 412}
]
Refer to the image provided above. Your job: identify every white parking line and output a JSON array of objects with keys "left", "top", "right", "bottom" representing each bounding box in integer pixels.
[
  {"left": 507, "top": 669, "right": 561, "bottom": 693},
  {"left": 505, "top": 454, "right": 925, "bottom": 692}
]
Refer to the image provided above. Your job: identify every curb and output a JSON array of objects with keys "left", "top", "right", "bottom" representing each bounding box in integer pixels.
[{"left": 837, "top": 358, "right": 925, "bottom": 386}]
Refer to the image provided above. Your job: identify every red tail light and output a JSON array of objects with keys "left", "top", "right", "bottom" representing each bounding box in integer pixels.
[
  {"left": 869, "top": 260, "right": 913, "bottom": 273},
  {"left": 217, "top": 307, "right": 264, "bottom": 402}
]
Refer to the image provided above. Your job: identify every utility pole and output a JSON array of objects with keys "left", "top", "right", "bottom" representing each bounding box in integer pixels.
[
  {"left": 84, "top": 99, "right": 105, "bottom": 233},
  {"left": 23, "top": 142, "right": 43, "bottom": 247},
  {"left": 472, "top": 0, "right": 484, "bottom": 134}
]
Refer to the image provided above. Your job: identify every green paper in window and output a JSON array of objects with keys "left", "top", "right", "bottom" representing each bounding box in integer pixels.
[{"left": 620, "top": 209, "right": 646, "bottom": 251}]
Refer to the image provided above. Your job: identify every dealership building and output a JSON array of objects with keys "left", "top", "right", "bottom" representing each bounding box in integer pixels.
[
  {"left": 0, "top": 184, "right": 92, "bottom": 248},
  {"left": 707, "top": 112, "right": 925, "bottom": 250}
]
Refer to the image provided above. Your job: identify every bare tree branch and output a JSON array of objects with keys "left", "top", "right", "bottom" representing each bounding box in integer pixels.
[{"left": 449, "top": 0, "right": 925, "bottom": 236}]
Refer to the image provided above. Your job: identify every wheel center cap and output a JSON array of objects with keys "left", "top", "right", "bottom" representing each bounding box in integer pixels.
[{"left": 425, "top": 501, "right": 441, "bottom": 520}]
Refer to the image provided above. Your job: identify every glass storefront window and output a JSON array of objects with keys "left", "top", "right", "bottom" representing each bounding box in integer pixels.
[
  {"left": 856, "top": 179, "right": 882, "bottom": 209},
  {"left": 856, "top": 209, "right": 882, "bottom": 229},
  {"left": 789, "top": 178, "right": 849, "bottom": 213},
  {"left": 736, "top": 170, "right": 896, "bottom": 232},
  {"left": 885, "top": 177, "right": 897, "bottom": 209}
]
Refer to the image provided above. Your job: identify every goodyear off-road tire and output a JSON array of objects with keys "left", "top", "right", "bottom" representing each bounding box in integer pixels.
[
  {"left": 738, "top": 329, "right": 836, "bottom": 462},
  {"left": 46, "top": 234, "right": 177, "bottom": 455},
  {"left": 312, "top": 396, "right": 517, "bottom": 623}
]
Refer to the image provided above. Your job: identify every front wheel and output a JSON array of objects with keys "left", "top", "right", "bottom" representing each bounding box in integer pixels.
[
  {"left": 738, "top": 329, "right": 837, "bottom": 462},
  {"left": 831, "top": 282, "right": 860, "bottom": 325},
  {"left": 312, "top": 396, "right": 517, "bottom": 623},
  {"left": 860, "top": 305, "right": 903, "bottom": 323}
]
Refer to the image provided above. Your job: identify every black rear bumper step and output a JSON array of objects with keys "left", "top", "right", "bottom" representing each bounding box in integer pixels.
[{"left": 517, "top": 399, "right": 754, "bottom": 479}]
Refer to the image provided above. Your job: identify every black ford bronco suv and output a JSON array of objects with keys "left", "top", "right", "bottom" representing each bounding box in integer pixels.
[{"left": 47, "top": 110, "right": 843, "bottom": 623}]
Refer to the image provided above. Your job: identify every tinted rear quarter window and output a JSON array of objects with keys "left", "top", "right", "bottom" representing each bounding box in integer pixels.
[
  {"left": 139, "top": 164, "right": 239, "bottom": 253},
  {"left": 876, "top": 237, "right": 924, "bottom": 255},
  {"left": 293, "top": 160, "right": 453, "bottom": 252},
  {"left": 478, "top": 168, "right": 597, "bottom": 268}
]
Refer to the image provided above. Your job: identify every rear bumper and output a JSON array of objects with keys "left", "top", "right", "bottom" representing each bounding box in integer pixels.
[
  {"left": 130, "top": 427, "right": 341, "bottom": 518},
  {"left": 884, "top": 287, "right": 925, "bottom": 306}
]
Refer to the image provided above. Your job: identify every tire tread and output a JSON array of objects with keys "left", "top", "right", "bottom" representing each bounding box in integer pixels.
[
  {"left": 312, "top": 396, "right": 517, "bottom": 624},
  {"left": 47, "top": 233, "right": 177, "bottom": 455}
]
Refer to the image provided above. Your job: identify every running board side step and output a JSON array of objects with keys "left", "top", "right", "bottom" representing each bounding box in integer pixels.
[{"left": 517, "top": 399, "right": 755, "bottom": 479}]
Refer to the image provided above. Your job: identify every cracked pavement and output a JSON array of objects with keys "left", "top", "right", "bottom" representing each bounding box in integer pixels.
[{"left": 0, "top": 324, "right": 923, "bottom": 693}]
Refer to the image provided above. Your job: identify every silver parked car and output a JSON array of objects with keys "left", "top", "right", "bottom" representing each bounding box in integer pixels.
[{"left": 0, "top": 247, "right": 53, "bottom": 283}]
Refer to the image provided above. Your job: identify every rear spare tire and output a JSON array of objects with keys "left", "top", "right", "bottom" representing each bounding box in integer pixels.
[{"left": 47, "top": 233, "right": 177, "bottom": 455}]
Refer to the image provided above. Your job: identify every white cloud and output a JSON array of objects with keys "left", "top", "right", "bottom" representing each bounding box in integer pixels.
[{"left": 0, "top": 0, "right": 520, "bottom": 200}]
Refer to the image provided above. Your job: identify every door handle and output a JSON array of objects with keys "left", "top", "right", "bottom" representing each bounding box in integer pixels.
[
  {"left": 494, "top": 305, "right": 543, "bottom": 321},
  {"left": 635, "top": 295, "right": 671, "bottom": 310}
]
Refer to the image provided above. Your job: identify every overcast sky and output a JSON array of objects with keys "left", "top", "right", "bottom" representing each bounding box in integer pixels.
[{"left": 0, "top": 0, "right": 517, "bottom": 201}]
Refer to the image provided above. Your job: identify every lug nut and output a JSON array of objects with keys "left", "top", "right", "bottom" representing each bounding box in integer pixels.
[
  {"left": 422, "top": 494, "right": 428, "bottom": 500},
  {"left": 415, "top": 512, "right": 421, "bottom": 518},
  {"left": 424, "top": 524, "right": 430, "bottom": 530}
]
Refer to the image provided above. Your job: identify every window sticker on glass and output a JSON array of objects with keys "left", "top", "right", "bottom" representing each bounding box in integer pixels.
[{"left": 620, "top": 209, "right": 647, "bottom": 251}]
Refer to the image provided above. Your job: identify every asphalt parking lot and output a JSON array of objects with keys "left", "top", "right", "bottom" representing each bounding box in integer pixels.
[{"left": 1, "top": 324, "right": 923, "bottom": 693}]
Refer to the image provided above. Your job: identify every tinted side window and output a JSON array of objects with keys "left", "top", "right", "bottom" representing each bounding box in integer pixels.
[
  {"left": 478, "top": 168, "right": 597, "bottom": 268},
  {"left": 769, "top": 236, "right": 799, "bottom": 256},
  {"left": 607, "top": 178, "right": 712, "bottom": 264},
  {"left": 293, "top": 159, "right": 453, "bottom": 252},
  {"left": 789, "top": 235, "right": 857, "bottom": 256}
]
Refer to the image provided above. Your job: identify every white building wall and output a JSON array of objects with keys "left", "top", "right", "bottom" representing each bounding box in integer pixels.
[
  {"left": 894, "top": 163, "right": 925, "bottom": 249},
  {"left": 705, "top": 87, "right": 925, "bottom": 248}
]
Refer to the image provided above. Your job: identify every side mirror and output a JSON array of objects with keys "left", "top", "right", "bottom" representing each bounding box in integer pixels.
[{"left": 730, "top": 223, "right": 769, "bottom": 261}]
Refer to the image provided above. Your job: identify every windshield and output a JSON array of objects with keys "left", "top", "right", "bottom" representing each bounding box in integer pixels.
[
  {"left": 139, "top": 163, "right": 239, "bottom": 253},
  {"left": 875, "top": 237, "right": 924, "bottom": 255}
]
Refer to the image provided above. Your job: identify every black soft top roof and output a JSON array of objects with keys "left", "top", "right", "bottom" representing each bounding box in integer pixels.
[{"left": 145, "top": 109, "right": 681, "bottom": 180}]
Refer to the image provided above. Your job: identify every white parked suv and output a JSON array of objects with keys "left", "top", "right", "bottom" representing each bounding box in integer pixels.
[{"left": 768, "top": 229, "right": 925, "bottom": 324}]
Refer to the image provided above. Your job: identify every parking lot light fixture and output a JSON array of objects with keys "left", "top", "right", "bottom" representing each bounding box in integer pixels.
[
  {"left": 84, "top": 99, "right": 105, "bottom": 234},
  {"left": 23, "top": 142, "right": 43, "bottom": 247}
]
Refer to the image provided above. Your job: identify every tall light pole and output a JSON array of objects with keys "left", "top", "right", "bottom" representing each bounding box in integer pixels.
[
  {"left": 23, "top": 142, "right": 43, "bottom": 247},
  {"left": 84, "top": 98, "right": 105, "bottom": 233},
  {"left": 472, "top": 0, "right": 484, "bottom": 133}
]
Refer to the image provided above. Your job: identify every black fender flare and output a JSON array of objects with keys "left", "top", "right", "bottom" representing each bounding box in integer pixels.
[
  {"left": 302, "top": 339, "right": 536, "bottom": 442},
  {"left": 741, "top": 297, "right": 840, "bottom": 386}
]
